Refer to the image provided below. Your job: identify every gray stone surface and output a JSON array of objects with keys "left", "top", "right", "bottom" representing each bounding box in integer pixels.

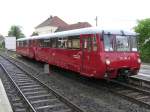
[{"left": 0, "top": 78, "right": 13, "bottom": 112}]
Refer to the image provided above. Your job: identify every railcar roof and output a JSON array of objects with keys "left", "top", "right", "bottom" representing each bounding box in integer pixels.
[{"left": 17, "top": 27, "right": 137, "bottom": 41}]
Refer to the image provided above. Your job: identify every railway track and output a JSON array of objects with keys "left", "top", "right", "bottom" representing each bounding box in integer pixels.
[
  {"left": 107, "top": 79, "right": 150, "bottom": 109},
  {"left": 0, "top": 55, "right": 86, "bottom": 112},
  {"left": 0, "top": 66, "right": 30, "bottom": 112},
  {"left": 1, "top": 53, "right": 150, "bottom": 110}
]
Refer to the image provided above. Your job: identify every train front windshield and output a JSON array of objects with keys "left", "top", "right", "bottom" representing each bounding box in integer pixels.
[{"left": 103, "top": 35, "right": 137, "bottom": 52}]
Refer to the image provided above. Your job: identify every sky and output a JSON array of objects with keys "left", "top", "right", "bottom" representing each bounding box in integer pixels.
[{"left": 0, "top": 0, "right": 150, "bottom": 36}]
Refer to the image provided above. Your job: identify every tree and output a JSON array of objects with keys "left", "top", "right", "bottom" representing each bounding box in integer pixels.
[
  {"left": 8, "top": 25, "right": 25, "bottom": 39},
  {"left": 31, "top": 32, "right": 39, "bottom": 36},
  {"left": 134, "top": 18, "right": 150, "bottom": 62},
  {"left": 0, "top": 34, "right": 4, "bottom": 48}
]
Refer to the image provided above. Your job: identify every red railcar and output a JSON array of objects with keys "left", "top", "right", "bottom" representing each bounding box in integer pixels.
[{"left": 16, "top": 27, "right": 141, "bottom": 79}]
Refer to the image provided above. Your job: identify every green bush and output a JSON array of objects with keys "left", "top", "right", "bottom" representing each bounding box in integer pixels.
[
  {"left": 134, "top": 18, "right": 150, "bottom": 63},
  {"left": 140, "top": 42, "right": 150, "bottom": 62}
]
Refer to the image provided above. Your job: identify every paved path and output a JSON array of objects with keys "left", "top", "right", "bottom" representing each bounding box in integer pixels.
[
  {"left": 131, "top": 64, "right": 150, "bottom": 81},
  {"left": 139, "top": 64, "right": 150, "bottom": 76},
  {"left": 0, "top": 78, "right": 13, "bottom": 112}
]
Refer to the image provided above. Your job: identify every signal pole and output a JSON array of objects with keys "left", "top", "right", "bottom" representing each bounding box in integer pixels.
[{"left": 95, "top": 16, "right": 98, "bottom": 26}]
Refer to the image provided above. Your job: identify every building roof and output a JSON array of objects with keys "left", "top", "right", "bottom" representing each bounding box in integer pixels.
[
  {"left": 35, "top": 16, "right": 68, "bottom": 28},
  {"left": 17, "top": 27, "right": 137, "bottom": 41},
  {"left": 56, "top": 22, "right": 92, "bottom": 32}
]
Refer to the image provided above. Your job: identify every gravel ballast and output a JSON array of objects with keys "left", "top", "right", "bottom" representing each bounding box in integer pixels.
[{"left": 2, "top": 51, "right": 150, "bottom": 112}]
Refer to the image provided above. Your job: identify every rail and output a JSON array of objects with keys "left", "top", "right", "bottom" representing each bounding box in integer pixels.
[
  {"left": 1, "top": 52, "right": 150, "bottom": 110},
  {"left": 0, "top": 54, "right": 86, "bottom": 112},
  {"left": 108, "top": 79, "right": 150, "bottom": 109}
]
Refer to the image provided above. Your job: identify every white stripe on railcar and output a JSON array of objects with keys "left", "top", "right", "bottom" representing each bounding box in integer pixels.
[{"left": 17, "top": 27, "right": 137, "bottom": 41}]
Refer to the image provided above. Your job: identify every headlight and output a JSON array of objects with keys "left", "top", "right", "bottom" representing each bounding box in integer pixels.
[
  {"left": 106, "top": 59, "right": 111, "bottom": 65},
  {"left": 138, "top": 58, "right": 141, "bottom": 63}
]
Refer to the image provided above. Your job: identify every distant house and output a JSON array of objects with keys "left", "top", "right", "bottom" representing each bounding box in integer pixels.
[
  {"left": 56, "top": 22, "right": 92, "bottom": 32},
  {"left": 35, "top": 16, "right": 92, "bottom": 35},
  {"left": 4, "top": 37, "right": 16, "bottom": 51},
  {"left": 35, "top": 16, "right": 68, "bottom": 35}
]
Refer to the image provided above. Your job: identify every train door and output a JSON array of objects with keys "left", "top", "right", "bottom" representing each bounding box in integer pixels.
[
  {"left": 36, "top": 39, "right": 44, "bottom": 61},
  {"left": 29, "top": 40, "right": 34, "bottom": 58},
  {"left": 81, "top": 34, "right": 98, "bottom": 76}
]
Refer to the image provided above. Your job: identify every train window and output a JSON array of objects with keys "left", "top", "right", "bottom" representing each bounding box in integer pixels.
[
  {"left": 103, "top": 35, "right": 115, "bottom": 51},
  {"left": 130, "top": 36, "right": 137, "bottom": 51},
  {"left": 21, "top": 41, "right": 23, "bottom": 47},
  {"left": 83, "top": 37, "right": 92, "bottom": 51},
  {"left": 67, "top": 36, "right": 80, "bottom": 49},
  {"left": 23, "top": 41, "right": 26, "bottom": 47},
  {"left": 22, "top": 41, "right": 24, "bottom": 47},
  {"left": 17, "top": 42, "right": 19, "bottom": 47},
  {"left": 83, "top": 39, "right": 87, "bottom": 49},
  {"left": 19, "top": 41, "right": 22, "bottom": 47},
  {"left": 63, "top": 38, "right": 68, "bottom": 48},
  {"left": 93, "top": 35, "right": 97, "bottom": 51},
  {"left": 26, "top": 40, "right": 29, "bottom": 47},
  {"left": 88, "top": 38, "right": 92, "bottom": 51},
  {"left": 24, "top": 40, "right": 28, "bottom": 47},
  {"left": 23, "top": 41, "right": 24, "bottom": 47},
  {"left": 57, "top": 38, "right": 62, "bottom": 48},
  {"left": 34, "top": 40, "right": 38, "bottom": 46},
  {"left": 43, "top": 39, "right": 50, "bottom": 47},
  {"left": 29, "top": 40, "right": 32, "bottom": 47},
  {"left": 116, "top": 36, "right": 130, "bottom": 51},
  {"left": 31, "top": 40, "right": 33, "bottom": 46},
  {"left": 24, "top": 41, "right": 26, "bottom": 47},
  {"left": 33, "top": 40, "right": 36, "bottom": 46},
  {"left": 57, "top": 37, "right": 68, "bottom": 48},
  {"left": 51, "top": 38, "right": 57, "bottom": 48},
  {"left": 67, "top": 39, "right": 72, "bottom": 49},
  {"left": 28, "top": 40, "right": 30, "bottom": 47},
  {"left": 20, "top": 42, "right": 22, "bottom": 47},
  {"left": 72, "top": 38, "right": 80, "bottom": 49},
  {"left": 38, "top": 39, "right": 43, "bottom": 47},
  {"left": 39, "top": 39, "right": 41, "bottom": 47},
  {"left": 49, "top": 39, "right": 52, "bottom": 47}
]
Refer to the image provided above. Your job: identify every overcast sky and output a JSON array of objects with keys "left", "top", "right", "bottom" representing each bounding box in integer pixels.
[{"left": 0, "top": 0, "right": 150, "bottom": 36}]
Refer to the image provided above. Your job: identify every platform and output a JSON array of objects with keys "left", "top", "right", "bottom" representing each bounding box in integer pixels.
[
  {"left": 0, "top": 78, "right": 13, "bottom": 112},
  {"left": 141, "top": 64, "right": 150, "bottom": 69},
  {"left": 130, "top": 63, "right": 150, "bottom": 81},
  {"left": 131, "top": 73, "right": 150, "bottom": 82}
]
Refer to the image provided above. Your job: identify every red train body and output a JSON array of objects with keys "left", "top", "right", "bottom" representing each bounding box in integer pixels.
[{"left": 16, "top": 27, "right": 141, "bottom": 79}]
